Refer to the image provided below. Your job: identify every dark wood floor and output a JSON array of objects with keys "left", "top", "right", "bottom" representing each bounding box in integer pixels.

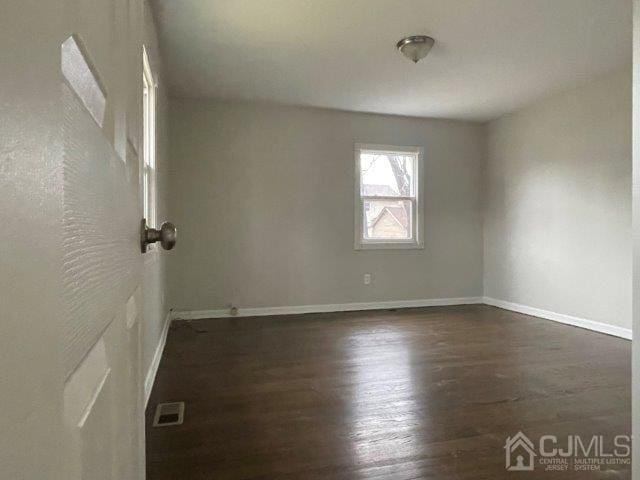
[{"left": 146, "top": 305, "right": 630, "bottom": 479}]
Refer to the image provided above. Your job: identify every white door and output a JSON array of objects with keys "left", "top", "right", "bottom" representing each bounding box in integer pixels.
[{"left": 1, "top": 1, "right": 150, "bottom": 478}]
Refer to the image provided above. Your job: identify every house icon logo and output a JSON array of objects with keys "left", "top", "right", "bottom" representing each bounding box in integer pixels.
[{"left": 504, "top": 431, "right": 536, "bottom": 471}]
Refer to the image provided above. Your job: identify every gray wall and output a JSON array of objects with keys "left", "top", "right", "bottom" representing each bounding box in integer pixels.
[
  {"left": 631, "top": 1, "right": 639, "bottom": 474},
  {"left": 483, "top": 68, "right": 632, "bottom": 330},
  {"left": 142, "top": 0, "right": 171, "bottom": 385},
  {"left": 168, "top": 101, "right": 484, "bottom": 311}
]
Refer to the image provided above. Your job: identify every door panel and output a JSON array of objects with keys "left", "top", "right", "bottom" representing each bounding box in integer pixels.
[
  {"left": 60, "top": 0, "right": 145, "bottom": 477},
  {"left": 2, "top": 0, "right": 147, "bottom": 477},
  {"left": 61, "top": 83, "right": 140, "bottom": 375},
  {"left": 1, "top": 1, "right": 67, "bottom": 478}
]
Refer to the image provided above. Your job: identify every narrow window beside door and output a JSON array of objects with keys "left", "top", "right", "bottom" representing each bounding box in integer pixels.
[
  {"left": 142, "top": 46, "right": 157, "bottom": 230},
  {"left": 355, "top": 144, "right": 423, "bottom": 249}
]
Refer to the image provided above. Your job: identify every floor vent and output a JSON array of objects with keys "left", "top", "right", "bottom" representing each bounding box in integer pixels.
[{"left": 153, "top": 402, "right": 185, "bottom": 427}]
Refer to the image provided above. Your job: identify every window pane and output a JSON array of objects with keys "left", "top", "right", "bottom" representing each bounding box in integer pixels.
[
  {"left": 143, "top": 85, "right": 150, "bottom": 168},
  {"left": 360, "top": 152, "right": 415, "bottom": 197},
  {"left": 363, "top": 199, "right": 412, "bottom": 240},
  {"left": 143, "top": 169, "right": 149, "bottom": 220}
]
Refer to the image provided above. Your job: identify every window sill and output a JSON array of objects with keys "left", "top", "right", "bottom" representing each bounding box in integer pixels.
[{"left": 355, "top": 242, "right": 424, "bottom": 251}]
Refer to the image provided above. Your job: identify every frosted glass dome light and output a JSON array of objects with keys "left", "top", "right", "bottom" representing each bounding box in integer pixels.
[{"left": 397, "top": 36, "right": 435, "bottom": 63}]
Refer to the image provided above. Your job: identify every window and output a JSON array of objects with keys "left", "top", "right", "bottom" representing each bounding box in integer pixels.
[
  {"left": 142, "top": 47, "right": 156, "bottom": 231},
  {"left": 355, "top": 144, "right": 423, "bottom": 249}
]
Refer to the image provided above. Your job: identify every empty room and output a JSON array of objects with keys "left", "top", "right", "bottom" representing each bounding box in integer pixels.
[{"left": 3, "top": 1, "right": 640, "bottom": 479}]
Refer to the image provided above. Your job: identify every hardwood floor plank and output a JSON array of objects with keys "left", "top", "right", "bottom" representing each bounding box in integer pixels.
[{"left": 146, "top": 305, "right": 630, "bottom": 479}]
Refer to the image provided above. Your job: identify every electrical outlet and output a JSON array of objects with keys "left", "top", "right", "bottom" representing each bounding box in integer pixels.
[{"left": 364, "top": 273, "right": 372, "bottom": 285}]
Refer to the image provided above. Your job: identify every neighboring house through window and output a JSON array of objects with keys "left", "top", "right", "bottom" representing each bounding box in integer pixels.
[{"left": 355, "top": 144, "right": 423, "bottom": 249}]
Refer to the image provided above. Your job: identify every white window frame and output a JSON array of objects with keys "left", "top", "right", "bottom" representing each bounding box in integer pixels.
[
  {"left": 142, "top": 46, "right": 157, "bottom": 234},
  {"left": 354, "top": 143, "right": 424, "bottom": 250}
]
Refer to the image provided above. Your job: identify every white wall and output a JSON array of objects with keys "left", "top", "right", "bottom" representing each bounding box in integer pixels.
[
  {"left": 168, "top": 101, "right": 484, "bottom": 312},
  {"left": 484, "top": 68, "right": 632, "bottom": 330}
]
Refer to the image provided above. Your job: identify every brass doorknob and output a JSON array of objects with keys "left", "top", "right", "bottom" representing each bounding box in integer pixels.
[{"left": 141, "top": 219, "right": 177, "bottom": 253}]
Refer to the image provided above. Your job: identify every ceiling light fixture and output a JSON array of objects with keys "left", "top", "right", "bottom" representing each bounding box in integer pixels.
[{"left": 397, "top": 35, "right": 435, "bottom": 63}]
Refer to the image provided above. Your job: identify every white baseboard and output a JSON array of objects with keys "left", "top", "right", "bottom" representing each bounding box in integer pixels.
[
  {"left": 144, "top": 310, "right": 172, "bottom": 408},
  {"left": 172, "top": 297, "right": 484, "bottom": 321},
  {"left": 483, "top": 297, "right": 632, "bottom": 340}
]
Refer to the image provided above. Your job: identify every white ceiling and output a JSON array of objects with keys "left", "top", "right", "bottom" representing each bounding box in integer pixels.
[{"left": 151, "top": 0, "right": 631, "bottom": 121}]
